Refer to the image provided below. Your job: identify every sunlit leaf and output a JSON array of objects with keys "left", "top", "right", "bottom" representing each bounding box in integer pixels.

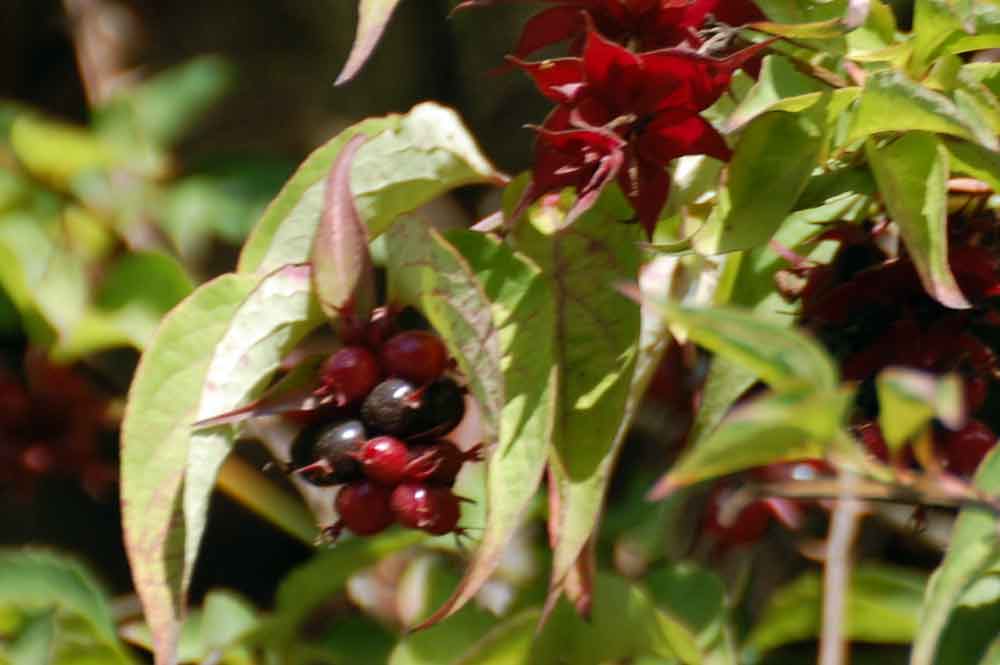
[
  {"left": 877, "top": 368, "right": 965, "bottom": 452},
  {"left": 866, "top": 132, "right": 969, "bottom": 309}
]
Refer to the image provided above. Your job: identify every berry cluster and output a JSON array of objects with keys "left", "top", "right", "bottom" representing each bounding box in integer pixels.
[
  {"left": 464, "top": 0, "right": 768, "bottom": 235},
  {"left": 286, "top": 308, "right": 482, "bottom": 541}
]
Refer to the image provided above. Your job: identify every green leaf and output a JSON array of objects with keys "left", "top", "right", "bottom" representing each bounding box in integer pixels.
[
  {"left": 386, "top": 222, "right": 503, "bottom": 444},
  {"left": 121, "top": 274, "right": 257, "bottom": 665},
  {"left": 747, "top": 564, "right": 925, "bottom": 655},
  {"left": 389, "top": 555, "right": 496, "bottom": 665},
  {"left": 185, "top": 264, "right": 326, "bottom": 598},
  {"left": 406, "top": 230, "right": 554, "bottom": 627},
  {"left": 697, "top": 106, "right": 827, "bottom": 254},
  {"left": 866, "top": 132, "right": 969, "bottom": 309},
  {"left": 946, "top": 139, "right": 1000, "bottom": 192},
  {"left": 0, "top": 550, "right": 132, "bottom": 663},
  {"left": 9, "top": 115, "right": 116, "bottom": 188},
  {"left": 651, "top": 387, "right": 851, "bottom": 495},
  {"left": 8, "top": 612, "right": 54, "bottom": 665},
  {"left": 514, "top": 198, "right": 642, "bottom": 590},
  {"left": 847, "top": 70, "right": 998, "bottom": 149},
  {"left": 645, "top": 301, "right": 839, "bottom": 393},
  {"left": 911, "top": 0, "right": 967, "bottom": 73},
  {"left": 251, "top": 530, "right": 425, "bottom": 652},
  {"left": 99, "top": 56, "right": 233, "bottom": 147},
  {"left": 646, "top": 563, "right": 737, "bottom": 664},
  {"left": 311, "top": 134, "right": 376, "bottom": 321},
  {"left": 238, "top": 102, "right": 499, "bottom": 275},
  {"left": 533, "top": 573, "right": 698, "bottom": 665},
  {"left": 726, "top": 55, "right": 828, "bottom": 131},
  {"left": 912, "top": 445, "right": 1000, "bottom": 665},
  {"left": 454, "top": 610, "right": 540, "bottom": 665},
  {"left": 748, "top": 18, "right": 847, "bottom": 39},
  {"left": 335, "top": 0, "right": 404, "bottom": 85},
  {"left": 877, "top": 368, "right": 964, "bottom": 452}
]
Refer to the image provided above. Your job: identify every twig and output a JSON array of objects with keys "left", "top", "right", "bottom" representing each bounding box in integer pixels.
[{"left": 820, "top": 471, "right": 864, "bottom": 665}]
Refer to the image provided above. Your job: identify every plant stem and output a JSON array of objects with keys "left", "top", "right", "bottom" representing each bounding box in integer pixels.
[{"left": 820, "top": 470, "right": 864, "bottom": 665}]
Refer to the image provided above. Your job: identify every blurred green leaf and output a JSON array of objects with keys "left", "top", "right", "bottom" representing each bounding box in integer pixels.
[
  {"left": 97, "top": 56, "right": 234, "bottom": 148},
  {"left": 646, "top": 563, "right": 736, "bottom": 664},
  {"left": 866, "top": 132, "right": 969, "bottom": 308},
  {"left": 912, "top": 446, "right": 1000, "bottom": 665},
  {"left": 946, "top": 139, "right": 1000, "bottom": 191},
  {"left": 0, "top": 550, "right": 132, "bottom": 664},
  {"left": 747, "top": 564, "right": 925, "bottom": 655},
  {"left": 121, "top": 274, "right": 257, "bottom": 665},
  {"left": 726, "top": 55, "right": 827, "bottom": 131},
  {"left": 239, "top": 102, "right": 500, "bottom": 275},
  {"left": 9, "top": 115, "right": 116, "bottom": 188},
  {"left": 8, "top": 612, "right": 54, "bottom": 665},
  {"left": 877, "top": 368, "right": 964, "bottom": 452},
  {"left": 454, "top": 610, "right": 540, "bottom": 665}
]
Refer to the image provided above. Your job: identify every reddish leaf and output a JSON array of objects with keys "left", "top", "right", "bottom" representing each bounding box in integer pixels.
[{"left": 335, "top": 0, "right": 404, "bottom": 85}]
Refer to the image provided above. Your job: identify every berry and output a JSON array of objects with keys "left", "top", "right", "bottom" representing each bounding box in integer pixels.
[
  {"left": 380, "top": 331, "right": 448, "bottom": 384},
  {"left": 390, "top": 483, "right": 462, "bottom": 535},
  {"left": 410, "top": 378, "right": 466, "bottom": 440},
  {"left": 357, "top": 436, "right": 410, "bottom": 485},
  {"left": 361, "top": 378, "right": 419, "bottom": 436},
  {"left": 291, "top": 420, "right": 366, "bottom": 485},
  {"left": 329, "top": 481, "right": 395, "bottom": 538},
  {"left": 943, "top": 420, "right": 996, "bottom": 476},
  {"left": 405, "top": 440, "right": 484, "bottom": 485},
  {"left": 856, "top": 421, "right": 889, "bottom": 462},
  {"left": 320, "top": 346, "right": 381, "bottom": 406}
]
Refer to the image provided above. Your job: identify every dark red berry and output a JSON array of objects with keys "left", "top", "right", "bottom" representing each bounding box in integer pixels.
[
  {"left": 390, "top": 483, "right": 462, "bottom": 535},
  {"left": 320, "top": 346, "right": 381, "bottom": 406},
  {"left": 357, "top": 436, "right": 410, "bottom": 485},
  {"left": 405, "top": 440, "right": 484, "bottom": 485},
  {"left": 856, "top": 421, "right": 889, "bottom": 462},
  {"left": 333, "top": 481, "right": 395, "bottom": 537},
  {"left": 380, "top": 331, "right": 448, "bottom": 384},
  {"left": 943, "top": 420, "right": 996, "bottom": 476},
  {"left": 291, "top": 420, "right": 366, "bottom": 486},
  {"left": 361, "top": 378, "right": 419, "bottom": 436},
  {"left": 409, "top": 378, "right": 466, "bottom": 441}
]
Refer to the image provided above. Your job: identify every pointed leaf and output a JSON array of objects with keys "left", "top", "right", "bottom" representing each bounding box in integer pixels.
[
  {"left": 121, "top": 274, "right": 257, "bottom": 665},
  {"left": 412, "top": 230, "right": 555, "bottom": 627},
  {"left": 514, "top": 199, "right": 643, "bottom": 591},
  {"left": 848, "top": 70, "right": 997, "bottom": 149},
  {"left": 239, "top": 103, "right": 500, "bottom": 275},
  {"left": 866, "top": 132, "right": 970, "bottom": 309},
  {"left": 912, "top": 445, "right": 1000, "bottom": 665},
  {"left": 311, "top": 134, "right": 376, "bottom": 321},
  {"left": 641, "top": 300, "right": 839, "bottom": 393},
  {"left": 651, "top": 387, "right": 852, "bottom": 495},
  {"left": 335, "top": 0, "right": 404, "bottom": 85},
  {"left": 185, "top": 264, "right": 326, "bottom": 599}
]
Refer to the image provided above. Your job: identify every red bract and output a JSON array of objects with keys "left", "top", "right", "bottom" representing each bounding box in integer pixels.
[
  {"left": 513, "top": 29, "right": 768, "bottom": 235},
  {"left": 457, "top": 0, "right": 764, "bottom": 58}
]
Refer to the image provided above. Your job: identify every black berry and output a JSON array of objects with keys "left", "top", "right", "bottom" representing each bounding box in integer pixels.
[
  {"left": 361, "top": 378, "right": 419, "bottom": 436},
  {"left": 291, "top": 419, "right": 366, "bottom": 485},
  {"left": 410, "top": 378, "right": 466, "bottom": 440}
]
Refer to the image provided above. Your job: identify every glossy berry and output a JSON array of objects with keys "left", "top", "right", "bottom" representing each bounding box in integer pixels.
[
  {"left": 330, "top": 481, "right": 395, "bottom": 538},
  {"left": 410, "top": 378, "right": 466, "bottom": 440},
  {"left": 380, "top": 331, "right": 448, "bottom": 385},
  {"left": 291, "top": 420, "right": 366, "bottom": 486},
  {"left": 943, "top": 420, "right": 996, "bottom": 476},
  {"left": 320, "top": 346, "right": 381, "bottom": 406},
  {"left": 405, "top": 440, "right": 484, "bottom": 485},
  {"left": 390, "top": 483, "right": 462, "bottom": 535},
  {"left": 361, "top": 378, "right": 419, "bottom": 436},
  {"left": 356, "top": 436, "right": 410, "bottom": 485}
]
